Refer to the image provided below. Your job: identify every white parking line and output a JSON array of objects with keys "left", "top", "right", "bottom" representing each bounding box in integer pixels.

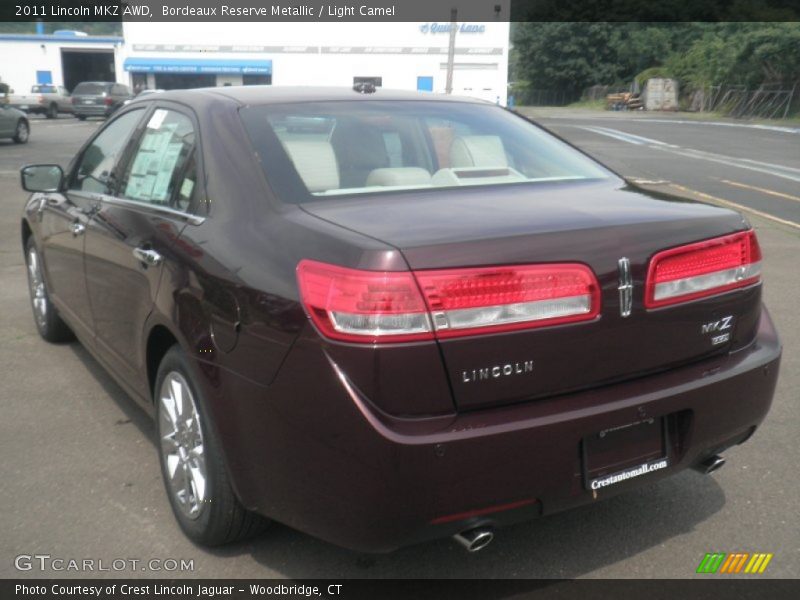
[
  {"left": 578, "top": 126, "right": 800, "bottom": 183},
  {"left": 545, "top": 115, "right": 800, "bottom": 135},
  {"left": 678, "top": 148, "right": 800, "bottom": 183},
  {"left": 630, "top": 119, "right": 800, "bottom": 135},
  {"left": 580, "top": 126, "right": 645, "bottom": 145},
  {"left": 581, "top": 126, "right": 678, "bottom": 147}
]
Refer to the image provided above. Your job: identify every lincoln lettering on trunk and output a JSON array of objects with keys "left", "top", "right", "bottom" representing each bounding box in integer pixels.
[{"left": 462, "top": 361, "right": 534, "bottom": 383}]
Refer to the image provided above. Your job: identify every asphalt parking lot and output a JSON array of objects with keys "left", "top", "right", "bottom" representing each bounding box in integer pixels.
[{"left": 1, "top": 111, "right": 798, "bottom": 579}]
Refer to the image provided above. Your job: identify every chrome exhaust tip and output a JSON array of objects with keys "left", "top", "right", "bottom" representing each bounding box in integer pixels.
[
  {"left": 694, "top": 454, "right": 725, "bottom": 475},
  {"left": 453, "top": 527, "right": 494, "bottom": 552}
]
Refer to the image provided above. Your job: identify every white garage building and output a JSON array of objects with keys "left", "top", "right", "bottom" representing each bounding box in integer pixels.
[
  {"left": 0, "top": 30, "right": 123, "bottom": 94},
  {"left": 0, "top": 21, "right": 509, "bottom": 104},
  {"left": 121, "top": 21, "right": 509, "bottom": 104}
]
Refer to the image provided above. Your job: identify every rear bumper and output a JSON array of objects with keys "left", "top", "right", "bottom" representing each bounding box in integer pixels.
[
  {"left": 73, "top": 105, "right": 112, "bottom": 117},
  {"left": 205, "top": 307, "right": 781, "bottom": 552}
]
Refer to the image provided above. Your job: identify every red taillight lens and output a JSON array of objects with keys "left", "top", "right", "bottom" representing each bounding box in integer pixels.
[
  {"left": 297, "top": 260, "right": 433, "bottom": 343},
  {"left": 38, "top": 95, "right": 45, "bottom": 104},
  {"left": 645, "top": 230, "right": 762, "bottom": 308},
  {"left": 71, "top": 97, "right": 76, "bottom": 104},
  {"left": 104, "top": 97, "right": 113, "bottom": 106},
  {"left": 415, "top": 263, "right": 600, "bottom": 338},
  {"left": 297, "top": 260, "right": 600, "bottom": 344}
]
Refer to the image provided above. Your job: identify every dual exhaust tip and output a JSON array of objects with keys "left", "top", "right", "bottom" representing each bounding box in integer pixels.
[
  {"left": 694, "top": 454, "right": 726, "bottom": 475},
  {"left": 453, "top": 527, "right": 494, "bottom": 552},
  {"left": 453, "top": 455, "right": 725, "bottom": 552}
]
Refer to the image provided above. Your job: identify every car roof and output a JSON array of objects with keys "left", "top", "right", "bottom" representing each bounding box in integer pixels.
[{"left": 140, "top": 86, "right": 490, "bottom": 107}]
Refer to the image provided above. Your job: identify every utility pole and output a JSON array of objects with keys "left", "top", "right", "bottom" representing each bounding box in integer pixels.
[{"left": 445, "top": 8, "right": 457, "bottom": 94}]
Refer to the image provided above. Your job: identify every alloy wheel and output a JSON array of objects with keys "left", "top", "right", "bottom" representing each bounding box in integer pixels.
[
  {"left": 26, "top": 246, "right": 47, "bottom": 329},
  {"left": 16, "top": 121, "right": 29, "bottom": 142},
  {"left": 158, "top": 371, "right": 207, "bottom": 520}
]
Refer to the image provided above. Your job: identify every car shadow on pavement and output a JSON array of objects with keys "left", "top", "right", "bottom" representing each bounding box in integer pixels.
[{"left": 67, "top": 342, "right": 155, "bottom": 441}]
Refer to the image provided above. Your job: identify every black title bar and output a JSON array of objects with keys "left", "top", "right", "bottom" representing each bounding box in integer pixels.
[
  {"left": 1, "top": 0, "right": 799, "bottom": 22},
  {"left": 4, "top": 579, "right": 800, "bottom": 600}
]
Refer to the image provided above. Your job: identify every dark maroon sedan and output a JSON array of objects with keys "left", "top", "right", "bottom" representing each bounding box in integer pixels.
[{"left": 19, "top": 87, "right": 781, "bottom": 553}]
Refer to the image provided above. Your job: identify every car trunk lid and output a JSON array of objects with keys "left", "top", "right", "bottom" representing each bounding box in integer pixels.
[{"left": 303, "top": 179, "right": 762, "bottom": 410}]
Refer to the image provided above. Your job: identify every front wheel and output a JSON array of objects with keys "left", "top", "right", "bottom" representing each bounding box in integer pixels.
[
  {"left": 25, "top": 237, "right": 73, "bottom": 343},
  {"left": 13, "top": 119, "right": 29, "bottom": 143},
  {"left": 155, "top": 346, "right": 269, "bottom": 546},
  {"left": 76, "top": 115, "right": 86, "bottom": 121}
]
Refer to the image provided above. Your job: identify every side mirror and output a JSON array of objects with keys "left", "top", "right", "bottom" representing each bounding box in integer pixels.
[{"left": 21, "top": 164, "right": 64, "bottom": 193}]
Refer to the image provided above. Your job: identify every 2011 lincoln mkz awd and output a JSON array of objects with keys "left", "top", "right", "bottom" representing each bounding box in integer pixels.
[{"left": 19, "top": 87, "right": 781, "bottom": 552}]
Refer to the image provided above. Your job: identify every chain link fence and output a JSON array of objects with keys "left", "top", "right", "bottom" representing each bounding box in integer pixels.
[
  {"left": 509, "top": 86, "right": 582, "bottom": 107},
  {"left": 511, "top": 81, "right": 799, "bottom": 118},
  {"left": 693, "top": 83, "right": 798, "bottom": 119}
]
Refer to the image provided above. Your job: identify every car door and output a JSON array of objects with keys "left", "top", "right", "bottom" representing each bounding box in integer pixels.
[
  {"left": 40, "top": 108, "right": 146, "bottom": 340},
  {"left": 0, "top": 104, "right": 20, "bottom": 137},
  {"left": 0, "top": 105, "right": 16, "bottom": 137},
  {"left": 83, "top": 104, "right": 201, "bottom": 397}
]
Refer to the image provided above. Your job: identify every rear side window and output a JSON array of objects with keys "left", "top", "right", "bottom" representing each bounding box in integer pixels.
[
  {"left": 119, "top": 108, "right": 197, "bottom": 209},
  {"left": 240, "top": 101, "right": 609, "bottom": 201},
  {"left": 73, "top": 82, "right": 107, "bottom": 95},
  {"left": 69, "top": 109, "right": 145, "bottom": 193}
]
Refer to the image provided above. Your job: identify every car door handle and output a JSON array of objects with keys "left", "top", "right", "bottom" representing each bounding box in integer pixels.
[
  {"left": 132, "top": 247, "right": 163, "bottom": 267},
  {"left": 37, "top": 195, "right": 61, "bottom": 214},
  {"left": 70, "top": 221, "right": 86, "bottom": 236}
]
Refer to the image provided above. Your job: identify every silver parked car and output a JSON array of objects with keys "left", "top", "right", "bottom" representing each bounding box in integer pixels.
[
  {"left": 0, "top": 103, "right": 29, "bottom": 143},
  {"left": 8, "top": 84, "right": 74, "bottom": 118}
]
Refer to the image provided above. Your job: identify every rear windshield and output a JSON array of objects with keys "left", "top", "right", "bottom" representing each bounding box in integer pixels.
[
  {"left": 73, "top": 82, "right": 109, "bottom": 95},
  {"left": 240, "top": 100, "right": 610, "bottom": 201},
  {"left": 32, "top": 85, "right": 57, "bottom": 93}
]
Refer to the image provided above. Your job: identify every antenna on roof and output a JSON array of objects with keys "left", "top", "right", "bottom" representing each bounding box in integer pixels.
[{"left": 353, "top": 82, "right": 376, "bottom": 94}]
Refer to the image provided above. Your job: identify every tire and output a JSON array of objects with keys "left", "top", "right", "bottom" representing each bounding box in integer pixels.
[
  {"left": 13, "top": 119, "right": 29, "bottom": 144},
  {"left": 25, "top": 237, "right": 74, "bottom": 343},
  {"left": 76, "top": 115, "right": 86, "bottom": 121},
  {"left": 46, "top": 103, "right": 58, "bottom": 119},
  {"left": 155, "top": 345, "right": 269, "bottom": 546}
]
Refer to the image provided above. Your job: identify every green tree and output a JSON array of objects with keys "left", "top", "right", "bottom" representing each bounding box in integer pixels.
[
  {"left": 663, "top": 23, "right": 800, "bottom": 92},
  {"left": 511, "top": 22, "right": 707, "bottom": 94}
]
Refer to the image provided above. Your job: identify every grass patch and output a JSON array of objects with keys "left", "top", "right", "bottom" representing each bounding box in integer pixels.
[{"left": 565, "top": 98, "right": 607, "bottom": 110}]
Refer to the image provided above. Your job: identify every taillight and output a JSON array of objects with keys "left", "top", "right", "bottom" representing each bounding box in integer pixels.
[
  {"left": 415, "top": 263, "right": 600, "bottom": 338},
  {"left": 296, "top": 260, "right": 433, "bottom": 343},
  {"left": 71, "top": 97, "right": 76, "bottom": 104},
  {"left": 38, "top": 95, "right": 45, "bottom": 104},
  {"left": 297, "top": 260, "right": 600, "bottom": 344},
  {"left": 645, "top": 230, "right": 762, "bottom": 308},
  {"left": 104, "top": 97, "right": 113, "bottom": 106}
]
